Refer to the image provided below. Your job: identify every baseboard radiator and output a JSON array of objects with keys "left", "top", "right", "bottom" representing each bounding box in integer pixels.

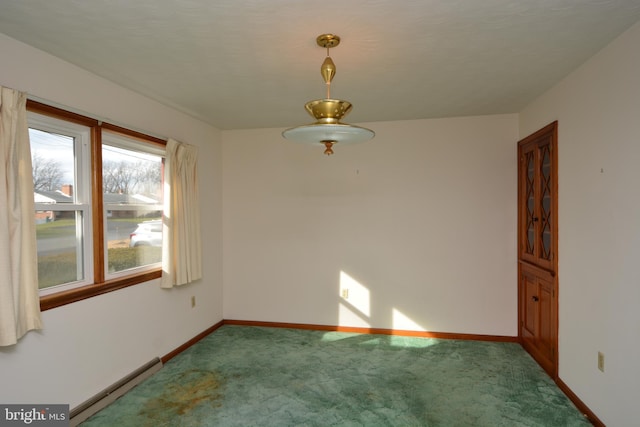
[{"left": 70, "top": 357, "right": 163, "bottom": 426}]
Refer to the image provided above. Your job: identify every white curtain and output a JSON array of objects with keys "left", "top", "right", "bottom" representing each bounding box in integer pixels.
[
  {"left": 0, "top": 87, "right": 43, "bottom": 346},
  {"left": 161, "top": 138, "right": 202, "bottom": 288}
]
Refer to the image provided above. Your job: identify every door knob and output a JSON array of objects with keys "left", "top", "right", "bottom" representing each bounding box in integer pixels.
[{"left": 532, "top": 296, "right": 539, "bottom": 302}]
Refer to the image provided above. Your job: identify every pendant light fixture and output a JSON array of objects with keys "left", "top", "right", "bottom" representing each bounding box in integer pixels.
[{"left": 282, "top": 34, "right": 375, "bottom": 155}]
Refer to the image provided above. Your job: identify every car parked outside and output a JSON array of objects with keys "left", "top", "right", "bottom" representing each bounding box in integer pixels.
[{"left": 129, "top": 219, "right": 163, "bottom": 247}]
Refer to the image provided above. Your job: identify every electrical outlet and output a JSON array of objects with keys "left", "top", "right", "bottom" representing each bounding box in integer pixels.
[
  {"left": 191, "top": 296, "right": 196, "bottom": 308},
  {"left": 597, "top": 352, "right": 604, "bottom": 372},
  {"left": 341, "top": 289, "right": 349, "bottom": 299}
]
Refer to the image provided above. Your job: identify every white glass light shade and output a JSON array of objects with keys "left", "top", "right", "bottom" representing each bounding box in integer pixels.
[{"left": 282, "top": 123, "right": 375, "bottom": 146}]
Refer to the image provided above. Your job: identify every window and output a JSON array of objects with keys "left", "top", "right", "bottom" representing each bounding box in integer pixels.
[
  {"left": 102, "top": 131, "right": 164, "bottom": 277},
  {"left": 27, "top": 101, "right": 166, "bottom": 309},
  {"left": 29, "top": 114, "right": 93, "bottom": 294}
]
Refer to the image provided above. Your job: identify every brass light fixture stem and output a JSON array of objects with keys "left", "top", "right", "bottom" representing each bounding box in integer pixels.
[
  {"left": 326, "top": 46, "right": 331, "bottom": 98},
  {"left": 318, "top": 34, "right": 339, "bottom": 101}
]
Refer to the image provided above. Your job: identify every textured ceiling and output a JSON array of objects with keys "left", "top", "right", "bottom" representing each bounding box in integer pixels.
[{"left": 1, "top": 0, "right": 640, "bottom": 130}]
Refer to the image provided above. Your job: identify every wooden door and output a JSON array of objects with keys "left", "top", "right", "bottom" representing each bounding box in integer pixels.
[
  {"left": 521, "top": 268, "right": 539, "bottom": 342},
  {"left": 519, "top": 131, "right": 556, "bottom": 271},
  {"left": 520, "top": 264, "right": 556, "bottom": 376},
  {"left": 518, "top": 121, "right": 558, "bottom": 378}
]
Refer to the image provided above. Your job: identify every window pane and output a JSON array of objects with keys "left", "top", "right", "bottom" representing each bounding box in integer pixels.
[
  {"left": 35, "top": 211, "right": 84, "bottom": 289},
  {"left": 102, "top": 144, "right": 163, "bottom": 204},
  {"left": 30, "top": 128, "right": 76, "bottom": 203},
  {"left": 106, "top": 211, "right": 163, "bottom": 274},
  {"left": 103, "top": 141, "right": 163, "bottom": 275}
]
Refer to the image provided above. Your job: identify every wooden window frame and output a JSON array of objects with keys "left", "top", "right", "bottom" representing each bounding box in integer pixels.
[{"left": 27, "top": 100, "right": 166, "bottom": 311}]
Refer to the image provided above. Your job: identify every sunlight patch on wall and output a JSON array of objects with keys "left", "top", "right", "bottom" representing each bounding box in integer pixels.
[
  {"left": 338, "top": 270, "right": 371, "bottom": 327},
  {"left": 392, "top": 308, "right": 424, "bottom": 331},
  {"left": 339, "top": 271, "right": 370, "bottom": 316}
]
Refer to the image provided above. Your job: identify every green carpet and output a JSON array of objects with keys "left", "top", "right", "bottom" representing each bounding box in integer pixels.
[{"left": 81, "top": 325, "right": 591, "bottom": 426}]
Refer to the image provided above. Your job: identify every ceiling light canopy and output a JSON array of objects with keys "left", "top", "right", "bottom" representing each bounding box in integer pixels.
[{"left": 282, "top": 34, "right": 374, "bottom": 155}]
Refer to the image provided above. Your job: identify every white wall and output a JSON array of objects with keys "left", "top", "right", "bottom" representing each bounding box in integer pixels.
[
  {"left": 519, "top": 20, "right": 640, "bottom": 427},
  {"left": 0, "top": 34, "right": 223, "bottom": 407},
  {"left": 223, "top": 114, "right": 518, "bottom": 336}
]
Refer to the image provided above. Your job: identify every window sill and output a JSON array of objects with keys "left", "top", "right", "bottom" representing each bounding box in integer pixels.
[{"left": 40, "top": 269, "right": 162, "bottom": 311}]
